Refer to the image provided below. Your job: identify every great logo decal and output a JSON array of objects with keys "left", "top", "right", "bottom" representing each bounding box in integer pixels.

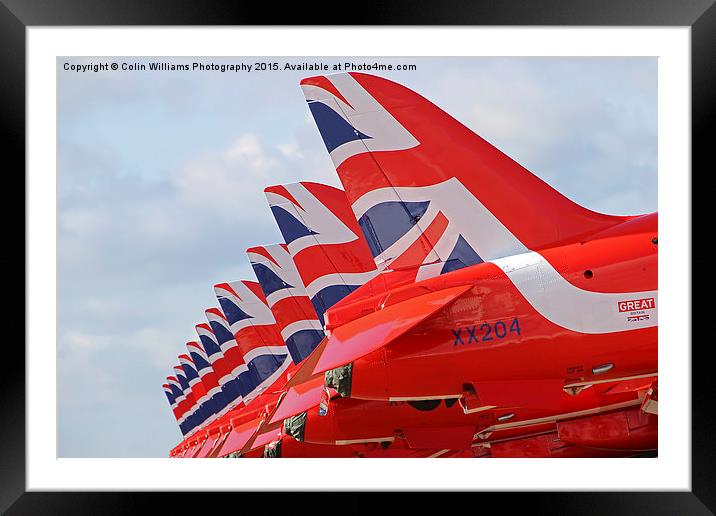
[{"left": 618, "top": 297, "right": 656, "bottom": 322}]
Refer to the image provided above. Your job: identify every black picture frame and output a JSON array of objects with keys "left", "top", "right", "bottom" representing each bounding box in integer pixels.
[{"left": 4, "top": 0, "right": 708, "bottom": 513}]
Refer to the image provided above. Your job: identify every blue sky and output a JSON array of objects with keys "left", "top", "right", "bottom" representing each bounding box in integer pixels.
[{"left": 57, "top": 57, "right": 657, "bottom": 457}]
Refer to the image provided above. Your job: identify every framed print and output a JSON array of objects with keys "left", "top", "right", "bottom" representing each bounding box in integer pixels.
[{"left": 5, "top": 0, "right": 709, "bottom": 513}]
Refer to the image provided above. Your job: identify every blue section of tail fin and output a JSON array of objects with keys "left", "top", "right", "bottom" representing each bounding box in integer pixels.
[
  {"left": 247, "top": 353, "right": 287, "bottom": 385},
  {"left": 310, "top": 284, "right": 359, "bottom": 325},
  {"left": 187, "top": 351, "right": 212, "bottom": 372},
  {"left": 205, "top": 321, "right": 234, "bottom": 348},
  {"left": 235, "top": 371, "right": 256, "bottom": 398},
  {"left": 358, "top": 200, "right": 430, "bottom": 257},
  {"left": 440, "top": 235, "right": 484, "bottom": 274},
  {"left": 307, "top": 100, "right": 371, "bottom": 153},
  {"left": 222, "top": 378, "right": 243, "bottom": 405},
  {"left": 218, "top": 297, "right": 251, "bottom": 326},
  {"left": 179, "top": 363, "right": 199, "bottom": 382},
  {"left": 270, "top": 206, "right": 318, "bottom": 245},
  {"left": 285, "top": 328, "right": 324, "bottom": 363},
  {"left": 251, "top": 262, "right": 293, "bottom": 297},
  {"left": 167, "top": 384, "right": 184, "bottom": 399},
  {"left": 175, "top": 372, "right": 190, "bottom": 391}
]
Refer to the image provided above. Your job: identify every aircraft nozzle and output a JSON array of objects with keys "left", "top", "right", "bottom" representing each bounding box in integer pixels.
[
  {"left": 325, "top": 364, "right": 353, "bottom": 398},
  {"left": 283, "top": 412, "right": 307, "bottom": 442}
]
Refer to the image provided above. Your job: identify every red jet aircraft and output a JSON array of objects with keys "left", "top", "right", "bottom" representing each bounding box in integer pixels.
[
  {"left": 260, "top": 72, "right": 657, "bottom": 456},
  {"left": 166, "top": 72, "right": 657, "bottom": 458}
]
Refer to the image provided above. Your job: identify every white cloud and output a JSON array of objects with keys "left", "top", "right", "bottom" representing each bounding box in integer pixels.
[
  {"left": 60, "top": 209, "right": 106, "bottom": 235},
  {"left": 223, "top": 134, "right": 266, "bottom": 163},
  {"left": 173, "top": 133, "right": 298, "bottom": 219},
  {"left": 277, "top": 141, "right": 303, "bottom": 159},
  {"left": 62, "top": 331, "right": 109, "bottom": 352}
]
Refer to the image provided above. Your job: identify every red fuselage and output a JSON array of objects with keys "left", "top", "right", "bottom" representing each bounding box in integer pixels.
[{"left": 301, "top": 212, "right": 658, "bottom": 456}]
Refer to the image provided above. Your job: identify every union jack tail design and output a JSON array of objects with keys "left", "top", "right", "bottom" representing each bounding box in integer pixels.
[
  {"left": 264, "top": 181, "right": 378, "bottom": 321},
  {"left": 166, "top": 375, "right": 196, "bottom": 436},
  {"left": 301, "top": 73, "right": 629, "bottom": 283},
  {"left": 214, "top": 280, "right": 291, "bottom": 401},
  {"left": 186, "top": 341, "right": 228, "bottom": 417},
  {"left": 178, "top": 354, "right": 217, "bottom": 426},
  {"left": 247, "top": 243, "right": 324, "bottom": 364},
  {"left": 171, "top": 366, "right": 202, "bottom": 434},
  {"left": 163, "top": 381, "right": 189, "bottom": 435},
  {"left": 196, "top": 318, "right": 252, "bottom": 404}
]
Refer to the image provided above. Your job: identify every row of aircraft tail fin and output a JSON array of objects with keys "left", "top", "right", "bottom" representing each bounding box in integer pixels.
[
  {"left": 163, "top": 72, "right": 650, "bottom": 456},
  {"left": 164, "top": 179, "right": 381, "bottom": 437}
]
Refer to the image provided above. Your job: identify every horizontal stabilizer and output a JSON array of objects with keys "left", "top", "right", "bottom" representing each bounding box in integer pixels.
[
  {"left": 268, "top": 374, "right": 337, "bottom": 424},
  {"left": 205, "top": 429, "right": 232, "bottom": 458},
  {"left": 246, "top": 422, "right": 283, "bottom": 454},
  {"left": 312, "top": 284, "right": 473, "bottom": 376},
  {"left": 218, "top": 418, "right": 263, "bottom": 457},
  {"left": 194, "top": 427, "right": 223, "bottom": 458}
]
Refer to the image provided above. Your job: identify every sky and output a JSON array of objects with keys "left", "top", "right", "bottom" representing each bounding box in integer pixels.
[{"left": 57, "top": 56, "right": 657, "bottom": 457}]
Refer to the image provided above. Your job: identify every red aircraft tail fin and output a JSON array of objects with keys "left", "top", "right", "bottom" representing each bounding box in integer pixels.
[{"left": 301, "top": 72, "right": 629, "bottom": 280}]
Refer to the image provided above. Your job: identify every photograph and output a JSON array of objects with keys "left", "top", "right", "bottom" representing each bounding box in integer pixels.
[{"left": 57, "top": 56, "right": 658, "bottom": 459}]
